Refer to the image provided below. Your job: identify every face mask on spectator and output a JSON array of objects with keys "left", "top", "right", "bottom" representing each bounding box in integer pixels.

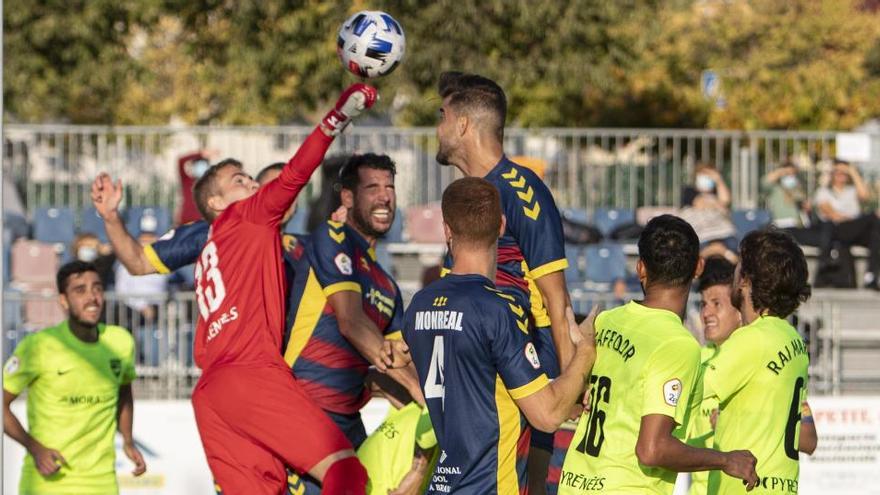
[
  {"left": 77, "top": 246, "right": 98, "bottom": 262},
  {"left": 780, "top": 174, "right": 798, "bottom": 190},
  {"left": 695, "top": 174, "right": 715, "bottom": 192}
]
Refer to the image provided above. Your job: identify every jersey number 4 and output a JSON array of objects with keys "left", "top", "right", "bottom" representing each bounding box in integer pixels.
[
  {"left": 194, "top": 241, "right": 227, "bottom": 320},
  {"left": 576, "top": 375, "right": 612, "bottom": 457},
  {"left": 424, "top": 336, "right": 446, "bottom": 409}
]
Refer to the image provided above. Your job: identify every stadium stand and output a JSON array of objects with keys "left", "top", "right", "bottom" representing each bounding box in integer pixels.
[
  {"left": 124, "top": 206, "right": 172, "bottom": 239},
  {"left": 80, "top": 206, "right": 110, "bottom": 243},
  {"left": 33, "top": 207, "right": 75, "bottom": 252}
]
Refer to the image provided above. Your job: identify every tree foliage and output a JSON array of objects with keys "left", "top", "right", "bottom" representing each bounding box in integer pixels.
[{"left": 4, "top": 0, "right": 880, "bottom": 129}]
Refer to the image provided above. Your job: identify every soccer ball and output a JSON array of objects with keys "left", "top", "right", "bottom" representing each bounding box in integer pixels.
[{"left": 337, "top": 11, "right": 406, "bottom": 78}]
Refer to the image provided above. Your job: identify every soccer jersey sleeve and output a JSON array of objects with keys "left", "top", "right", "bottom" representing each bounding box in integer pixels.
[
  {"left": 308, "top": 222, "right": 360, "bottom": 296},
  {"left": 703, "top": 329, "right": 762, "bottom": 404},
  {"left": 499, "top": 165, "right": 567, "bottom": 279},
  {"left": 235, "top": 128, "right": 332, "bottom": 227},
  {"left": 3, "top": 335, "right": 39, "bottom": 395},
  {"left": 144, "top": 221, "right": 209, "bottom": 274},
  {"left": 641, "top": 338, "right": 701, "bottom": 425},
  {"left": 385, "top": 291, "right": 405, "bottom": 339},
  {"left": 121, "top": 335, "right": 137, "bottom": 385},
  {"left": 489, "top": 300, "right": 549, "bottom": 400}
]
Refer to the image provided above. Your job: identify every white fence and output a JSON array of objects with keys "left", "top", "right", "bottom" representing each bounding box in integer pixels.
[{"left": 6, "top": 125, "right": 879, "bottom": 217}]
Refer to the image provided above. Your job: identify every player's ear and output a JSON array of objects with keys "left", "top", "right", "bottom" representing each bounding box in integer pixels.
[
  {"left": 457, "top": 114, "right": 468, "bottom": 137},
  {"left": 206, "top": 194, "right": 228, "bottom": 215},
  {"left": 58, "top": 293, "right": 70, "bottom": 313},
  {"left": 693, "top": 257, "right": 705, "bottom": 280},
  {"left": 499, "top": 214, "right": 507, "bottom": 237},
  {"left": 636, "top": 259, "right": 647, "bottom": 284},
  {"left": 442, "top": 221, "right": 453, "bottom": 245},
  {"left": 340, "top": 188, "right": 355, "bottom": 209}
]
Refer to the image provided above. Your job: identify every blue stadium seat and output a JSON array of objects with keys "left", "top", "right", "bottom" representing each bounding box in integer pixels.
[
  {"left": 593, "top": 208, "right": 636, "bottom": 238},
  {"left": 33, "top": 207, "right": 75, "bottom": 246},
  {"left": 584, "top": 242, "right": 628, "bottom": 284},
  {"left": 125, "top": 206, "right": 171, "bottom": 238},
  {"left": 564, "top": 244, "right": 585, "bottom": 284},
  {"left": 283, "top": 205, "right": 309, "bottom": 234},
  {"left": 383, "top": 208, "right": 405, "bottom": 243},
  {"left": 732, "top": 209, "right": 772, "bottom": 241},
  {"left": 561, "top": 208, "right": 591, "bottom": 226},
  {"left": 80, "top": 207, "right": 109, "bottom": 243}
]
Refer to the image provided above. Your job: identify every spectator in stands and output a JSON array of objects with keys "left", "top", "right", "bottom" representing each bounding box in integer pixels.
[
  {"left": 814, "top": 159, "right": 880, "bottom": 290},
  {"left": 679, "top": 162, "right": 738, "bottom": 262},
  {"left": 762, "top": 162, "right": 826, "bottom": 247},
  {"left": 70, "top": 233, "right": 116, "bottom": 288},
  {"left": 114, "top": 226, "right": 169, "bottom": 365},
  {"left": 175, "top": 150, "right": 216, "bottom": 225}
]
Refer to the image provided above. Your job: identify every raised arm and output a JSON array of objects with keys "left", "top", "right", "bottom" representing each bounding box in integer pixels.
[
  {"left": 516, "top": 307, "right": 596, "bottom": 432},
  {"left": 91, "top": 173, "right": 158, "bottom": 275},
  {"left": 238, "top": 84, "right": 377, "bottom": 226}
]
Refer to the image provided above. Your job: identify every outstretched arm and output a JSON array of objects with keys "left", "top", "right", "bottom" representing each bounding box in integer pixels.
[
  {"left": 516, "top": 307, "right": 596, "bottom": 432},
  {"left": 117, "top": 384, "right": 147, "bottom": 476},
  {"left": 238, "top": 84, "right": 377, "bottom": 226},
  {"left": 91, "top": 174, "right": 159, "bottom": 275}
]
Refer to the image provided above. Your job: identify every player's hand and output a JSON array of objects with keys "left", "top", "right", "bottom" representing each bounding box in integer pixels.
[
  {"left": 321, "top": 83, "right": 378, "bottom": 136},
  {"left": 123, "top": 440, "right": 147, "bottom": 476},
  {"left": 381, "top": 339, "right": 412, "bottom": 371},
  {"left": 29, "top": 442, "right": 66, "bottom": 476},
  {"left": 388, "top": 468, "right": 425, "bottom": 495},
  {"left": 91, "top": 173, "right": 123, "bottom": 220},
  {"left": 330, "top": 205, "right": 348, "bottom": 223},
  {"left": 722, "top": 450, "right": 758, "bottom": 491},
  {"left": 567, "top": 306, "right": 597, "bottom": 348}
]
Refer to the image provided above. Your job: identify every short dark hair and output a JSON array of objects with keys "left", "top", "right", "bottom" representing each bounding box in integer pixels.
[
  {"left": 442, "top": 177, "right": 502, "bottom": 249},
  {"left": 697, "top": 256, "right": 735, "bottom": 293},
  {"left": 739, "top": 229, "right": 811, "bottom": 317},
  {"left": 57, "top": 260, "right": 99, "bottom": 294},
  {"left": 336, "top": 153, "right": 396, "bottom": 193},
  {"left": 256, "top": 162, "right": 285, "bottom": 183},
  {"left": 438, "top": 71, "right": 507, "bottom": 141},
  {"left": 637, "top": 214, "right": 700, "bottom": 287},
  {"left": 192, "top": 158, "right": 243, "bottom": 222}
]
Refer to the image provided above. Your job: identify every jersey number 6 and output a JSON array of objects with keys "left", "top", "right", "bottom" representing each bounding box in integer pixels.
[{"left": 194, "top": 241, "right": 227, "bottom": 320}]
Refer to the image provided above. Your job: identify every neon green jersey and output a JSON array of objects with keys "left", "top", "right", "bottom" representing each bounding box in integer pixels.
[
  {"left": 358, "top": 402, "right": 437, "bottom": 495},
  {"left": 704, "top": 316, "right": 807, "bottom": 495},
  {"left": 687, "top": 345, "right": 721, "bottom": 495},
  {"left": 560, "top": 302, "right": 702, "bottom": 494},
  {"left": 3, "top": 321, "right": 136, "bottom": 495}
]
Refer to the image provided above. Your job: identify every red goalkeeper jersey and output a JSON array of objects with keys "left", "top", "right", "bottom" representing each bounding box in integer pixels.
[{"left": 192, "top": 129, "right": 332, "bottom": 371}]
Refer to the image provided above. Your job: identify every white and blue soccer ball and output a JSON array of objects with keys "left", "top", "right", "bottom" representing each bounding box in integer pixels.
[{"left": 337, "top": 10, "right": 406, "bottom": 79}]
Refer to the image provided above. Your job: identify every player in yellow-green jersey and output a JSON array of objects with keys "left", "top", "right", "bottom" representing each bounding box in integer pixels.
[
  {"left": 704, "top": 230, "right": 812, "bottom": 494},
  {"left": 687, "top": 256, "right": 742, "bottom": 495},
  {"left": 2, "top": 261, "right": 146, "bottom": 495},
  {"left": 559, "top": 215, "right": 758, "bottom": 495}
]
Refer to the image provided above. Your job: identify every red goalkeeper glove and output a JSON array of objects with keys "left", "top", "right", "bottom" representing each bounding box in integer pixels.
[{"left": 321, "top": 83, "right": 378, "bottom": 136}]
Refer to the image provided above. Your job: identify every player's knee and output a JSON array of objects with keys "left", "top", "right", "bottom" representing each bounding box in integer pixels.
[{"left": 321, "top": 456, "right": 367, "bottom": 495}]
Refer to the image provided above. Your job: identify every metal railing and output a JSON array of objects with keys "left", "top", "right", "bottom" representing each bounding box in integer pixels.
[
  {"left": 3, "top": 287, "right": 876, "bottom": 398},
  {"left": 6, "top": 125, "right": 876, "bottom": 219}
]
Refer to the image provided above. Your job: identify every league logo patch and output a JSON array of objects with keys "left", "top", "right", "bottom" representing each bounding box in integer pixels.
[
  {"left": 335, "top": 253, "right": 353, "bottom": 275},
  {"left": 158, "top": 228, "right": 176, "bottom": 241},
  {"left": 524, "top": 342, "right": 541, "bottom": 370},
  {"left": 663, "top": 378, "right": 682, "bottom": 406},
  {"left": 110, "top": 359, "right": 122, "bottom": 378},
  {"left": 4, "top": 356, "right": 19, "bottom": 374}
]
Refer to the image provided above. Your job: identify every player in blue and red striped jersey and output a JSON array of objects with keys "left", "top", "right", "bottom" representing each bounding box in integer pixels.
[
  {"left": 281, "top": 153, "right": 427, "bottom": 494},
  {"left": 93, "top": 83, "right": 386, "bottom": 495},
  {"left": 434, "top": 71, "right": 574, "bottom": 494},
  {"left": 404, "top": 177, "right": 596, "bottom": 495}
]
